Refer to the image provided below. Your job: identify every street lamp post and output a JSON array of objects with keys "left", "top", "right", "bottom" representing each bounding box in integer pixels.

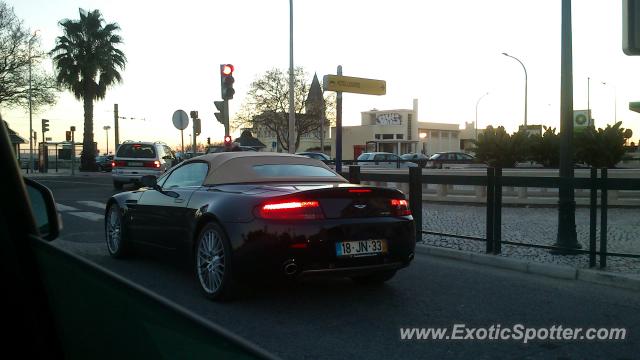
[
  {"left": 502, "top": 52, "right": 528, "bottom": 129},
  {"left": 28, "top": 30, "right": 39, "bottom": 173},
  {"left": 601, "top": 81, "right": 617, "bottom": 123},
  {"left": 475, "top": 92, "right": 489, "bottom": 140},
  {"left": 103, "top": 126, "right": 111, "bottom": 155}
]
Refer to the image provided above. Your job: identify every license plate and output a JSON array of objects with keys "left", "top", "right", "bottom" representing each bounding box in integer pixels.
[
  {"left": 128, "top": 162, "right": 143, "bottom": 167},
  {"left": 336, "top": 239, "right": 387, "bottom": 257}
]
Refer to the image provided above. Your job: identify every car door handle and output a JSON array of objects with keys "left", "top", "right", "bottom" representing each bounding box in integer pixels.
[{"left": 174, "top": 198, "right": 184, "bottom": 204}]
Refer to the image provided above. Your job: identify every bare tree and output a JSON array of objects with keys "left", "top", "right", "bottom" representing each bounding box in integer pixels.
[
  {"left": 0, "top": 1, "right": 56, "bottom": 110},
  {"left": 235, "top": 67, "right": 335, "bottom": 152}
]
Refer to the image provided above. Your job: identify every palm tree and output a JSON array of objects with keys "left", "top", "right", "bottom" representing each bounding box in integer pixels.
[{"left": 51, "top": 9, "right": 126, "bottom": 171}]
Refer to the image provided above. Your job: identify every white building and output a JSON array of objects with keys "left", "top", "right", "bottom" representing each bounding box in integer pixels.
[{"left": 331, "top": 99, "right": 474, "bottom": 160}]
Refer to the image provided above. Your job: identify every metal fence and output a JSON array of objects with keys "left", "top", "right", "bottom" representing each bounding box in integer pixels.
[
  {"left": 343, "top": 166, "right": 640, "bottom": 269},
  {"left": 19, "top": 144, "right": 83, "bottom": 172}
]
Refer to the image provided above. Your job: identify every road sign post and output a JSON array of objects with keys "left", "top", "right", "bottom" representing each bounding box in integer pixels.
[
  {"left": 335, "top": 66, "right": 343, "bottom": 173},
  {"left": 323, "top": 71, "right": 386, "bottom": 172},
  {"left": 172, "top": 110, "right": 189, "bottom": 153}
]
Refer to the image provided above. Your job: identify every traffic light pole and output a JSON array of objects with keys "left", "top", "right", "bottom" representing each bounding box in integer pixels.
[{"left": 224, "top": 99, "right": 230, "bottom": 136}]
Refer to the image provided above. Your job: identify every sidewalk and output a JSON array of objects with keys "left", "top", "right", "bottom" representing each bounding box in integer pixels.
[{"left": 22, "top": 168, "right": 111, "bottom": 178}]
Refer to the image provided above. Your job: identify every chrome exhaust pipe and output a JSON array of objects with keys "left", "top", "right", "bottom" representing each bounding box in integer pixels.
[{"left": 283, "top": 260, "right": 298, "bottom": 276}]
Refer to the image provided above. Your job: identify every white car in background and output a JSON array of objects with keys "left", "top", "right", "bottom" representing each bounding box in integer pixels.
[{"left": 111, "top": 141, "right": 177, "bottom": 189}]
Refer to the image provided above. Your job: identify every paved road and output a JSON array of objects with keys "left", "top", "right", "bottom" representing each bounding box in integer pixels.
[{"left": 32, "top": 175, "right": 640, "bottom": 359}]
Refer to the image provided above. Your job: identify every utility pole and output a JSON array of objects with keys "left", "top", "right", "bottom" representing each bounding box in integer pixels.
[
  {"left": 288, "top": 0, "right": 296, "bottom": 154},
  {"left": 555, "top": 0, "right": 580, "bottom": 251},
  {"left": 114, "top": 104, "right": 120, "bottom": 150}
]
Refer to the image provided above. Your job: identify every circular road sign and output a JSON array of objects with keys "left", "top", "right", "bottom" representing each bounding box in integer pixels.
[
  {"left": 575, "top": 114, "right": 587, "bottom": 126},
  {"left": 172, "top": 110, "right": 189, "bottom": 130}
]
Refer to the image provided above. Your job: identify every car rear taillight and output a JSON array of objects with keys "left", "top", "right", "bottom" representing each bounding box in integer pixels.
[
  {"left": 112, "top": 160, "right": 126, "bottom": 167},
  {"left": 390, "top": 199, "right": 411, "bottom": 216},
  {"left": 257, "top": 199, "right": 324, "bottom": 220},
  {"left": 144, "top": 160, "right": 161, "bottom": 168}
]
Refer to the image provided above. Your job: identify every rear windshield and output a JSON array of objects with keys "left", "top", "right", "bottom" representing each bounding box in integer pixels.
[
  {"left": 357, "top": 153, "right": 370, "bottom": 160},
  {"left": 116, "top": 144, "right": 157, "bottom": 159},
  {"left": 429, "top": 153, "right": 443, "bottom": 160},
  {"left": 252, "top": 164, "right": 336, "bottom": 178}
]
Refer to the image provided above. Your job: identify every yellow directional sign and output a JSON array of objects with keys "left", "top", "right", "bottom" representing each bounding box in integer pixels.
[{"left": 323, "top": 75, "right": 386, "bottom": 95}]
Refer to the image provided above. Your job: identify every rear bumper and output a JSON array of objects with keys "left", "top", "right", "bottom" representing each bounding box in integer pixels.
[
  {"left": 224, "top": 216, "right": 416, "bottom": 278},
  {"left": 112, "top": 169, "right": 162, "bottom": 183}
]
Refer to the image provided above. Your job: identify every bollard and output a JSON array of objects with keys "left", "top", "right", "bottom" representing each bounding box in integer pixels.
[
  {"left": 600, "top": 168, "right": 608, "bottom": 269},
  {"left": 349, "top": 165, "right": 361, "bottom": 184},
  {"left": 494, "top": 167, "right": 503, "bottom": 254},
  {"left": 589, "top": 168, "right": 597, "bottom": 268},
  {"left": 409, "top": 166, "right": 422, "bottom": 244},
  {"left": 486, "top": 167, "right": 495, "bottom": 254}
]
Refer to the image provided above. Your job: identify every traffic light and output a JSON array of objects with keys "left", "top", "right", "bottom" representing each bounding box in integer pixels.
[
  {"left": 66, "top": 131, "right": 71, "bottom": 141},
  {"left": 193, "top": 118, "right": 201, "bottom": 136},
  {"left": 220, "top": 64, "right": 235, "bottom": 100},
  {"left": 207, "top": 137, "right": 211, "bottom": 145},
  {"left": 214, "top": 101, "right": 226, "bottom": 125},
  {"left": 41, "top": 119, "right": 50, "bottom": 133},
  {"left": 224, "top": 135, "right": 233, "bottom": 148}
]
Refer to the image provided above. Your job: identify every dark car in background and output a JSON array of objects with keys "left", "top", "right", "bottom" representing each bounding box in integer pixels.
[
  {"left": 426, "top": 151, "right": 476, "bottom": 169},
  {"left": 96, "top": 155, "right": 114, "bottom": 172},
  {"left": 296, "top": 152, "right": 331, "bottom": 161},
  {"left": 400, "top": 153, "right": 429, "bottom": 168}
]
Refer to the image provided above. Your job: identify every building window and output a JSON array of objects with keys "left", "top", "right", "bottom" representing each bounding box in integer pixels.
[
  {"left": 396, "top": 134, "right": 404, "bottom": 139},
  {"left": 382, "top": 134, "right": 393, "bottom": 140},
  {"left": 451, "top": 132, "right": 459, "bottom": 139},
  {"left": 431, "top": 131, "right": 440, "bottom": 138}
]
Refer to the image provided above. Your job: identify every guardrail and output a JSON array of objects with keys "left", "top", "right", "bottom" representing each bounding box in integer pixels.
[{"left": 343, "top": 166, "right": 640, "bottom": 268}]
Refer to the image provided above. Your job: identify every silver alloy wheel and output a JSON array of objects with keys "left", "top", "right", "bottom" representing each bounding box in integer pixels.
[
  {"left": 197, "top": 228, "right": 226, "bottom": 294},
  {"left": 106, "top": 206, "right": 121, "bottom": 254}
]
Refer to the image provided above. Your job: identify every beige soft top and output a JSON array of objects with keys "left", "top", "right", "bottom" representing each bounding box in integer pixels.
[{"left": 185, "top": 152, "right": 347, "bottom": 185}]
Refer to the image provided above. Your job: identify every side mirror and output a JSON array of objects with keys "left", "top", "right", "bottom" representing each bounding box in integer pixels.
[
  {"left": 24, "top": 178, "right": 61, "bottom": 241},
  {"left": 141, "top": 175, "right": 157, "bottom": 188}
]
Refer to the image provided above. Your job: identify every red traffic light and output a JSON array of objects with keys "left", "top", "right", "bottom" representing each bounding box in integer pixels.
[{"left": 221, "top": 64, "right": 234, "bottom": 76}]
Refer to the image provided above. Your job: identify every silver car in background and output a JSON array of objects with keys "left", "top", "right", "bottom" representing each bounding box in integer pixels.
[
  {"left": 356, "top": 152, "right": 418, "bottom": 168},
  {"left": 111, "top": 141, "right": 177, "bottom": 189}
]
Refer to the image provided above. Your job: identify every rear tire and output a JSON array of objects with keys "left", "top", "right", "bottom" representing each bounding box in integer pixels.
[
  {"left": 113, "top": 180, "right": 124, "bottom": 190},
  {"left": 351, "top": 270, "right": 397, "bottom": 285},
  {"left": 105, "top": 204, "right": 130, "bottom": 258},
  {"left": 194, "top": 222, "right": 237, "bottom": 301}
]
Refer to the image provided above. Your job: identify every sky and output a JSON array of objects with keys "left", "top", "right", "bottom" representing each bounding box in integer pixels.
[{"left": 4, "top": 0, "right": 640, "bottom": 153}]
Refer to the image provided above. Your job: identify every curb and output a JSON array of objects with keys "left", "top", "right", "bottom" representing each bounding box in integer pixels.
[{"left": 415, "top": 244, "right": 639, "bottom": 291}]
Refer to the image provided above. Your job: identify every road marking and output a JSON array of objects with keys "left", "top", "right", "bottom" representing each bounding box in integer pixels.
[
  {"left": 77, "top": 201, "right": 107, "bottom": 210},
  {"left": 67, "top": 212, "right": 104, "bottom": 222},
  {"left": 56, "top": 203, "right": 79, "bottom": 212}
]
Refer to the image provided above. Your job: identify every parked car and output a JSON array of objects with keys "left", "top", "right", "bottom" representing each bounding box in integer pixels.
[
  {"left": 105, "top": 152, "right": 415, "bottom": 300},
  {"left": 111, "top": 141, "right": 177, "bottom": 189},
  {"left": 426, "top": 151, "right": 476, "bottom": 169},
  {"left": 356, "top": 152, "right": 418, "bottom": 168},
  {"left": 95, "top": 155, "right": 114, "bottom": 172},
  {"left": 296, "top": 152, "right": 331, "bottom": 161},
  {"left": 206, "top": 145, "right": 257, "bottom": 153},
  {"left": 400, "top": 153, "right": 429, "bottom": 168}
]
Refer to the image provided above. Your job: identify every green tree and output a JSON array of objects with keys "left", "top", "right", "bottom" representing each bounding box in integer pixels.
[
  {"left": 235, "top": 67, "right": 335, "bottom": 152},
  {"left": 574, "top": 122, "right": 633, "bottom": 168},
  {"left": 50, "top": 9, "right": 126, "bottom": 171},
  {"left": 472, "top": 126, "right": 530, "bottom": 168},
  {"left": 529, "top": 126, "right": 560, "bottom": 167},
  {"left": 0, "top": 1, "right": 56, "bottom": 110}
]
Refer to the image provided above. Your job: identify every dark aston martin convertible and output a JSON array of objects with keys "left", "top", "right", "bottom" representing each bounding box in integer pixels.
[{"left": 105, "top": 152, "right": 415, "bottom": 300}]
